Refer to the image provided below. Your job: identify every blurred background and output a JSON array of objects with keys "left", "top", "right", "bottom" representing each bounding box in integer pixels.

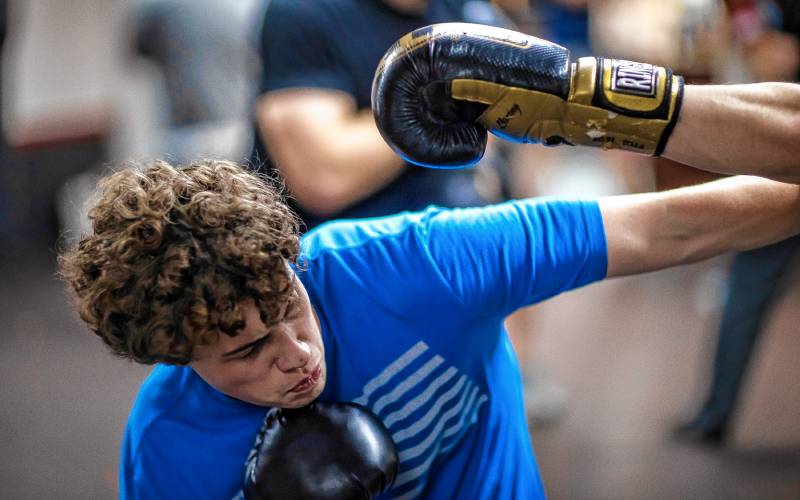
[{"left": 1, "top": 0, "right": 799, "bottom": 498}]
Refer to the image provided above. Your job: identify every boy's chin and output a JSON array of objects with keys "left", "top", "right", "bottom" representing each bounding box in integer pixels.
[{"left": 280, "top": 386, "right": 325, "bottom": 409}]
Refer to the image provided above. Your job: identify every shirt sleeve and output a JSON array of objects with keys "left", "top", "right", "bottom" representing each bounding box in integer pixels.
[
  {"left": 122, "top": 436, "right": 181, "bottom": 500},
  {"left": 421, "top": 198, "right": 608, "bottom": 318},
  {"left": 121, "top": 417, "right": 246, "bottom": 500},
  {"left": 257, "top": 0, "right": 356, "bottom": 96}
]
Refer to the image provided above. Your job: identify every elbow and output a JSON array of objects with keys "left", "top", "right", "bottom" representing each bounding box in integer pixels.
[
  {"left": 288, "top": 180, "right": 356, "bottom": 217},
  {"left": 282, "top": 170, "right": 357, "bottom": 217}
]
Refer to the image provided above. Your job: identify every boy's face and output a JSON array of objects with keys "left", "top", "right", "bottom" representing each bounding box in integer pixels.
[{"left": 190, "top": 277, "right": 326, "bottom": 408}]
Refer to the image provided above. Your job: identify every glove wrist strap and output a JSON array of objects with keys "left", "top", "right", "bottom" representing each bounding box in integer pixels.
[
  {"left": 566, "top": 57, "right": 684, "bottom": 155},
  {"left": 451, "top": 56, "right": 683, "bottom": 155}
]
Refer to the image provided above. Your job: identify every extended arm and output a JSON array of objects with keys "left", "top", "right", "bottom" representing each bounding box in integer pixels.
[
  {"left": 256, "top": 90, "right": 406, "bottom": 217},
  {"left": 370, "top": 24, "right": 800, "bottom": 183},
  {"left": 600, "top": 176, "right": 800, "bottom": 278},
  {"left": 663, "top": 83, "right": 800, "bottom": 184}
]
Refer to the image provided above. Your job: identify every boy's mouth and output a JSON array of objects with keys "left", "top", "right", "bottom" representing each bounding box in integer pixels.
[{"left": 289, "top": 364, "right": 322, "bottom": 393}]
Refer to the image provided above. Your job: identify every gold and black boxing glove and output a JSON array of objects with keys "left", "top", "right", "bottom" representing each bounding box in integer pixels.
[{"left": 371, "top": 23, "right": 684, "bottom": 168}]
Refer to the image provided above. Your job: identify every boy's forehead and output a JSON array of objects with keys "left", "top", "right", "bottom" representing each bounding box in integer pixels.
[
  {"left": 193, "top": 303, "right": 262, "bottom": 360},
  {"left": 248, "top": 282, "right": 299, "bottom": 319},
  {"left": 266, "top": 282, "right": 301, "bottom": 323}
]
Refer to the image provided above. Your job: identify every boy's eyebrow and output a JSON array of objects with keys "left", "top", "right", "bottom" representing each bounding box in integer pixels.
[
  {"left": 223, "top": 334, "right": 269, "bottom": 358},
  {"left": 222, "top": 281, "right": 299, "bottom": 358}
]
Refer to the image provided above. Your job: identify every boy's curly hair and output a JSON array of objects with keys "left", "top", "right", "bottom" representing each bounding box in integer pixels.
[{"left": 59, "top": 159, "right": 301, "bottom": 365}]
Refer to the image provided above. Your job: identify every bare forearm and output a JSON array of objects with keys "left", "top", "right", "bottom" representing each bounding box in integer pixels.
[
  {"left": 602, "top": 176, "right": 800, "bottom": 277},
  {"left": 663, "top": 83, "right": 800, "bottom": 184}
]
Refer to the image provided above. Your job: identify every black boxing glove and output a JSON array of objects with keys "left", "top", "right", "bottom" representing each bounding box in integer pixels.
[
  {"left": 243, "top": 402, "right": 398, "bottom": 500},
  {"left": 372, "top": 23, "right": 684, "bottom": 168}
]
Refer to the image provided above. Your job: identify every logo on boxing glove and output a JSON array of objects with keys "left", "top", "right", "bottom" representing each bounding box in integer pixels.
[{"left": 610, "top": 60, "right": 658, "bottom": 98}]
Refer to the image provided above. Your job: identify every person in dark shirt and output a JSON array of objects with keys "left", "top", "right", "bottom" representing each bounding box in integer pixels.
[{"left": 250, "top": 0, "right": 500, "bottom": 230}]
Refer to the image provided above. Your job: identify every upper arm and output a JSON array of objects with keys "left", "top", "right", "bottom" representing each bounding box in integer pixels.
[
  {"left": 255, "top": 89, "right": 356, "bottom": 167},
  {"left": 255, "top": 0, "right": 359, "bottom": 156},
  {"left": 254, "top": 90, "right": 353, "bottom": 213},
  {"left": 254, "top": 2, "right": 406, "bottom": 215},
  {"left": 256, "top": 88, "right": 355, "bottom": 141},
  {"left": 255, "top": 89, "right": 403, "bottom": 215}
]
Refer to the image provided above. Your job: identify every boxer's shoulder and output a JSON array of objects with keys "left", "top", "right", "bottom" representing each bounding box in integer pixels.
[
  {"left": 125, "top": 366, "right": 196, "bottom": 440},
  {"left": 126, "top": 365, "right": 250, "bottom": 440},
  {"left": 300, "top": 207, "right": 449, "bottom": 259}
]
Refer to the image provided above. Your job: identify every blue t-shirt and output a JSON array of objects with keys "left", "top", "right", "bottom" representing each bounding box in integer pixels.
[
  {"left": 121, "top": 198, "right": 608, "bottom": 499},
  {"left": 250, "top": 0, "right": 500, "bottom": 230}
]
